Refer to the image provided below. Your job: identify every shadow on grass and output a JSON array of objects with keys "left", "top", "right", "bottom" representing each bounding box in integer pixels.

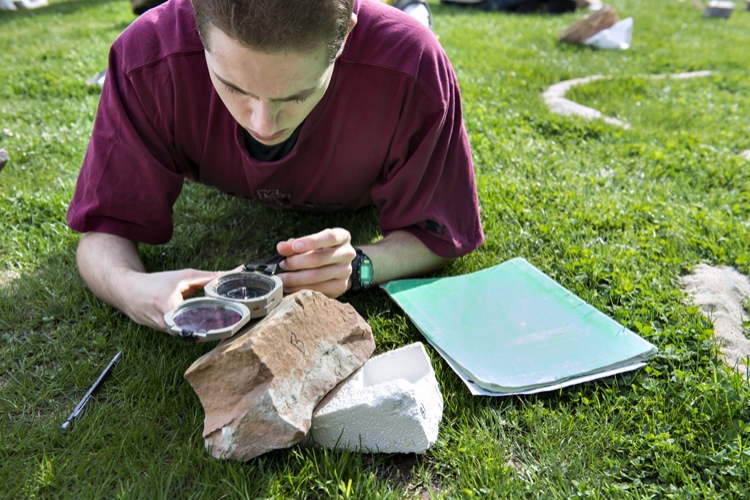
[
  {"left": 2, "top": 184, "right": 557, "bottom": 496},
  {"left": 0, "top": 0, "right": 125, "bottom": 27},
  {"left": 153, "top": 185, "right": 383, "bottom": 271},
  {"left": 0, "top": 200, "right": 658, "bottom": 497},
  {"left": 0, "top": 214, "right": 434, "bottom": 497},
  {"left": 0, "top": 192, "right": 387, "bottom": 438}
]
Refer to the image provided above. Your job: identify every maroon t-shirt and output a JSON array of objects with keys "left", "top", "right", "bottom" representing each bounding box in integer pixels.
[{"left": 67, "top": 0, "right": 484, "bottom": 258}]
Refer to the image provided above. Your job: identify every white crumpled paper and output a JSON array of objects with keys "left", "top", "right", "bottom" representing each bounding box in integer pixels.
[{"left": 584, "top": 17, "right": 633, "bottom": 50}]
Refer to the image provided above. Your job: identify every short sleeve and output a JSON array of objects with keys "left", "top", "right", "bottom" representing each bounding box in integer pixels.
[
  {"left": 370, "top": 53, "right": 484, "bottom": 259},
  {"left": 66, "top": 40, "right": 184, "bottom": 245}
]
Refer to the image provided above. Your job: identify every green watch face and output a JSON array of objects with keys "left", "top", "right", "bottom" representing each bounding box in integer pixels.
[{"left": 360, "top": 257, "right": 373, "bottom": 287}]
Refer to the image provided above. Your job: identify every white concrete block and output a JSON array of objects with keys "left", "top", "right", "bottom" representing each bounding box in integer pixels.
[{"left": 310, "top": 342, "right": 443, "bottom": 454}]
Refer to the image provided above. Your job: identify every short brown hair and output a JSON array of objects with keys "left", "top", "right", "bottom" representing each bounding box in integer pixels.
[{"left": 192, "top": 0, "right": 354, "bottom": 62}]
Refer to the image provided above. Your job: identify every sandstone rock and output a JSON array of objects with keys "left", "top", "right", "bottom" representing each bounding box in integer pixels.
[
  {"left": 184, "top": 290, "right": 375, "bottom": 461},
  {"left": 0, "top": 149, "right": 8, "bottom": 172},
  {"left": 310, "top": 342, "right": 444, "bottom": 454},
  {"left": 560, "top": 5, "right": 618, "bottom": 44}
]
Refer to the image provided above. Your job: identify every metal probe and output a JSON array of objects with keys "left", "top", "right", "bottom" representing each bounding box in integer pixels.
[{"left": 60, "top": 351, "right": 122, "bottom": 431}]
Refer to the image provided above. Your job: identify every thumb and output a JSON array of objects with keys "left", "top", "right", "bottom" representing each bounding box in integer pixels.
[
  {"left": 182, "top": 268, "right": 222, "bottom": 286},
  {"left": 178, "top": 269, "right": 222, "bottom": 299}
]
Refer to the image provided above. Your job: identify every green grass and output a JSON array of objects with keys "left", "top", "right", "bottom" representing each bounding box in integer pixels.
[{"left": 2, "top": 0, "right": 750, "bottom": 497}]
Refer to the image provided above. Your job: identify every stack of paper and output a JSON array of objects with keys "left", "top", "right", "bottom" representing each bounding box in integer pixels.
[{"left": 381, "top": 258, "right": 657, "bottom": 396}]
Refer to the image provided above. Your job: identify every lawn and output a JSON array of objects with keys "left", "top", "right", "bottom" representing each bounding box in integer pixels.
[{"left": 2, "top": 0, "right": 750, "bottom": 498}]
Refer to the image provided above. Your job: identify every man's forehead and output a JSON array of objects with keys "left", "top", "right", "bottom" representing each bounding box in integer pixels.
[
  {"left": 204, "top": 24, "right": 330, "bottom": 66},
  {"left": 205, "top": 27, "right": 332, "bottom": 98}
]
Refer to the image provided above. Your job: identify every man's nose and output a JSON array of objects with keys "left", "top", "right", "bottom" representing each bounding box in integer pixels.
[{"left": 249, "top": 100, "right": 278, "bottom": 136}]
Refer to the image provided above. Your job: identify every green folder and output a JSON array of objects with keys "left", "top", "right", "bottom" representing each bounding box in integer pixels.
[{"left": 381, "top": 258, "right": 657, "bottom": 395}]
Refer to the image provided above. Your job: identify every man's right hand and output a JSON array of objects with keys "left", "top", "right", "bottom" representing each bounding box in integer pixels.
[
  {"left": 76, "top": 232, "right": 219, "bottom": 333},
  {"left": 118, "top": 267, "right": 220, "bottom": 331}
]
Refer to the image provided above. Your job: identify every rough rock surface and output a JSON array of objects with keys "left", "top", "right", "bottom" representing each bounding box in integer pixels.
[
  {"left": 681, "top": 264, "right": 750, "bottom": 373},
  {"left": 184, "top": 290, "right": 375, "bottom": 461},
  {"left": 310, "top": 342, "right": 444, "bottom": 454}
]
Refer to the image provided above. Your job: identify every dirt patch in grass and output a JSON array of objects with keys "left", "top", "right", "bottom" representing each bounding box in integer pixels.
[
  {"left": 0, "top": 270, "right": 20, "bottom": 288},
  {"left": 365, "top": 453, "right": 441, "bottom": 498},
  {"left": 681, "top": 264, "right": 750, "bottom": 375}
]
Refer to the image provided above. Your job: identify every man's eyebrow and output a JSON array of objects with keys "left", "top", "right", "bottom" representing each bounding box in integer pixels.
[{"left": 213, "top": 72, "right": 320, "bottom": 103}]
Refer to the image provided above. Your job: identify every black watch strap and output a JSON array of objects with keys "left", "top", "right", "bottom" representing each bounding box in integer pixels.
[{"left": 345, "top": 248, "right": 373, "bottom": 296}]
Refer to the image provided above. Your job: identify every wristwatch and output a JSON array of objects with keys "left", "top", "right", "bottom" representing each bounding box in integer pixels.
[{"left": 347, "top": 248, "right": 373, "bottom": 296}]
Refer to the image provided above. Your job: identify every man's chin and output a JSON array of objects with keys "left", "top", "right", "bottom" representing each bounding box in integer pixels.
[{"left": 247, "top": 128, "right": 289, "bottom": 145}]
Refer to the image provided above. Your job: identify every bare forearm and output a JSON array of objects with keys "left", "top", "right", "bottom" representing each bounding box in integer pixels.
[
  {"left": 77, "top": 232, "right": 145, "bottom": 317},
  {"left": 357, "top": 230, "right": 450, "bottom": 286},
  {"left": 76, "top": 232, "right": 219, "bottom": 331}
]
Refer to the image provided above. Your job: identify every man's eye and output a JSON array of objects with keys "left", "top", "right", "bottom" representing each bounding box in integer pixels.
[
  {"left": 293, "top": 95, "right": 311, "bottom": 104},
  {"left": 224, "top": 84, "right": 240, "bottom": 94}
]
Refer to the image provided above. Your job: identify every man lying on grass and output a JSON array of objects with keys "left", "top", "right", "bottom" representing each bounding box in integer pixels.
[{"left": 66, "top": 0, "right": 484, "bottom": 334}]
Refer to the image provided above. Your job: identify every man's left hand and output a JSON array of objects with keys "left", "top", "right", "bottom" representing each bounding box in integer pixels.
[{"left": 276, "top": 227, "right": 356, "bottom": 298}]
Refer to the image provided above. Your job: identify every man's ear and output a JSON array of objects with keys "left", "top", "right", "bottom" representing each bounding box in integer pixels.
[{"left": 334, "top": 13, "right": 358, "bottom": 59}]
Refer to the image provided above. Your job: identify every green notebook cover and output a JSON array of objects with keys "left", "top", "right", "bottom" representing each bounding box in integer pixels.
[{"left": 381, "top": 257, "right": 657, "bottom": 394}]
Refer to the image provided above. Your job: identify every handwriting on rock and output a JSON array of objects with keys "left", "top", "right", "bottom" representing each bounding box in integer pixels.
[{"left": 290, "top": 332, "right": 306, "bottom": 356}]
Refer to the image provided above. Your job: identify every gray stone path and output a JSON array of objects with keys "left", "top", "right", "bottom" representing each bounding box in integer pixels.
[
  {"left": 681, "top": 264, "right": 750, "bottom": 376},
  {"left": 542, "top": 70, "right": 713, "bottom": 128}
]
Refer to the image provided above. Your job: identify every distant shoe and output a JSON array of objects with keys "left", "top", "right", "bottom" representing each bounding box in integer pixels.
[
  {"left": 440, "top": 0, "right": 520, "bottom": 11},
  {"left": 385, "top": 0, "right": 433, "bottom": 31},
  {"left": 85, "top": 68, "right": 107, "bottom": 87},
  {"left": 402, "top": 2, "right": 433, "bottom": 30},
  {"left": 0, "top": 0, "right": 16, "bottom": 11},
  {"left": 129, "top": 0, "right": 166, "bottom": 15},
  {"left": 0, "top": 149, "right": 8, "bottom": 173},
  {"left": 441, "top": 0, "right": 576, "bottom": 13}
]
